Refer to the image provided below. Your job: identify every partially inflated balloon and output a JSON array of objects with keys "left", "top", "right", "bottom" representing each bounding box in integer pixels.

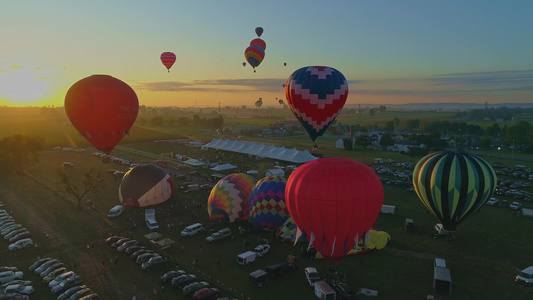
[
  {"left": 119, "top": 164, "right": 174, "bottom": 208},
  {"left": 285, "top": 66, "right": 348, "bottom": 142},
  {"left": 244, "top": 46, "right": 265, "bottom": 70},
  {"left": 249, "top": 38, "right": 266, "bottom": 51},
  {"left": 160, "top": 52, "right": 176, "bottom": 72},
  {"left": 65, "top": 75, "right": 139, "bottom": 155},
  {"left": 248, "top": 176, "right": 289, "bottom": 231},
  {"left": 208, "top": 173, "right": 256, "bottom": 224},
  {"left": 255, "top": 27, "right": 263, "bottom": 37},
  {"left": 285, "top": 157, "right": 383, "bottom": 263}
]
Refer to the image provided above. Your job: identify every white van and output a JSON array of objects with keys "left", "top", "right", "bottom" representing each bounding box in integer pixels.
[
  {"left": 515, "top": 266, "right": 533, "bottom": 285},
  {"left": 380, "top": 205, "right": 397, "bottom": 214},
  {"left": 180, "top": 223, "right": 204, "bottom": 237},
  {"left": 107, "top": 205, "right": 124, "bottom": 219},
  {"left": 237, "top": 251, "right": 256, "bottom": 265}
]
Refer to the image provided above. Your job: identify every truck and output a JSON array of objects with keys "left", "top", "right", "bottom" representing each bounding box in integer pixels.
[
  {"left": 433, "top": 266, "right": 452, "bottom": 294},
  {"left": 185, "top": 184, "right": 200, "bottom": 193},
  {"left": 141, "top": 255, "right": 170, "bottom": 271},
  {"left": 314, "top": 280, "right": 336, "bottom": 300},
  {"left": 237, "top": 251, "right": 257, "bottom": 265},
  {"left": 145, "top": 209, "right": 159, "bottom": 231}
]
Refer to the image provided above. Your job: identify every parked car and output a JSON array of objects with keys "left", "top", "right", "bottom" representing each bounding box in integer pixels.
[
  {"left": 205, "top": 228, "right": 231, "bottom": 244},
  {"left": 486, "top": 198, "right": 499, "bottom": 206},
  {"left": 161, "top": 270, "right": 186, "bottom": 283},
  {"left": 498, "top": 200, "right": 509, "bottom": 207},
  {"left": 4, "top": 229, "right": 27, "bottom": 240},
  {"left": 117, "top": 240, "right": 138, "bottom": 252},
  {"left": 124, "top": 245, "right": 145, "bottom": 255},
  {"left": 1, "top": 224, "right": 21, "bottom": 236},
  {"left": 79, "top": 293, "right": 100, "bottom": 300},
  {"left": 193, "top": 287, "right": 219, "bottom": 300},
  {"left": 48, "top": 271, "right": 76, "bottom": 288},
  {"left": 70, "top": 287, "right": 93, "bottom": 299},
  {"left": 0, "top": 267, "right": 17, "bottom": 273},
  {"left": 0, "top": 280, "right": 32, "bottom": 289},
  {"left": 104, "top": 236, "right": 123, "bottom": 245},
  {"left": 182, "top": 281, "right": 209, "bottom": 295},
  {"left": 332, "top": 282, "right": 354, "bottom": 300},
  {"left": 56, "top": 285, "right": 86, "bottom": 300},
  {"left": 9, "top": 231, "right": 31, "bottom": 243},
  {"left": 510, "top": 202, "right": 522, "bottom": 210},
  {"left": 172, "top": 274, "right": 197, "bottom": 288},
  {"left": 515, "top": 266, "right": 533, "bottom": 286},
  {"left": 8, "top": 238, "right": 33, "bottom": 250},
  {"left": 29, "top": 257, "right": 52, "bottom": 272},
  {"left": 141, "top": 255, "right": 170, "bottom": 270},
  {"left": 4, "top": 284, "right": 34, "bottom": 295},
  {"left": 40, "top": 262, "right": 65, "bottom": 278},
  {"left": 253, "top": 244, "right": 270, "bottom": 257},
  {"left": 136, "top": 252, "right": 158, "bottom": 264},
  {"left": 0, "top": 271, "right": 24, "bottom": 284},
  {"left": 304, "top": 267, "right": 320, "bottom": 287},
  {"left": 35, "top": 259, "right": 59, "bottom": 274},
  {"left": 42, "top": 267, "right": 67, "bottom": 284},
  {"left": 51, "top": 275, "right": 82, "bottom": 294},
  {"left": 111, "top": 238, "right": 131, "bottom": 248},
  {"left": 130, "top": 249, "right": 153, "bottom": 260}
]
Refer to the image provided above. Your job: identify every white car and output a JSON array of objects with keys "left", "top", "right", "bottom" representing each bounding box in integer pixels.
[
  {"left": 49, "top": 271, "right": 76, "bottom": 288},
  {"left": 304, "top": 267, "right": 321, "bottom": 287},
  {"left": 486, "top": 198, "right": 499, "bottom": 206},
  {"left": 0, "top": 271, "right": 24, "bottom": 284},
  {"left": 509, "top": 202, "right": 522, "bottom": 210},
  {"left": 434, "top": 258, "right": 446, "bottom": 268},
  {"left": 253, "top": 244, "right": 270, "bottom": 257},
  {"left": 4, "top": 284, "right": 34, "bottom": 295},
  {"left": 8, "top": 238, "right": 33, "bottom": 250}
]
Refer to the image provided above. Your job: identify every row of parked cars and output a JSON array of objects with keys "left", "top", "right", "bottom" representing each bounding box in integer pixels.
[
  {"left": 28, "top": 257, "right": 98, "bottom": 299},
  {"left": 0, "top": 207, "right": 33, "bottom": 251},
  {"left": 0, "top": 266, "right": 33, "bottom": 298},
  {"left": 161, "top": 269, "right": 219, "bottom": 299}
]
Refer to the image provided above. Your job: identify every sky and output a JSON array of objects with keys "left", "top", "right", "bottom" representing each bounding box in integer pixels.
[{"left": 1, "top": 0, "right": 532, "bottom": 108}]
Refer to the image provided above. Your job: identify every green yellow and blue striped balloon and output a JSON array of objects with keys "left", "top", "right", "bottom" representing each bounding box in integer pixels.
[{"left": 413, "top": 151, "right": 497, "bottom": 232}]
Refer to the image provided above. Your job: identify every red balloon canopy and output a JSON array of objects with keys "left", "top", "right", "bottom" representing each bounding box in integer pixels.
[
  {"left": 160, "top": 52, "right": 176, "bottom": 72},
  {"left": 285, "top": 157, "right": 384, "bottom": 264},
  {"left": 64, "top": 75, "right": 139, "bottom": 155},
  {"left": 249, "top": 38, "right": 266, "bottom": 51}
]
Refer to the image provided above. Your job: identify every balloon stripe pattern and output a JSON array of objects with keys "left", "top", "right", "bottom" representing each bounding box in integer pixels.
[
  {"left": 285, "top": 66, "right": 348, "bottom": 142},
  {"left": 248, "top": 176, "right": 289, "bottom": 231},
  {"left": 244, "top": 46, "right": 265, "bottom": 69},
  {"left": 413, "top": 151, "right": 497, "bottom": 232},
  {"left": 285, "top": 157, "right": 383, "bottom": 264},
  {"left": 208, "top": 173, "right": 255, "bottom": 224},
  {"left": 160, "top": 52, "right": 176, "bottom": 72}
]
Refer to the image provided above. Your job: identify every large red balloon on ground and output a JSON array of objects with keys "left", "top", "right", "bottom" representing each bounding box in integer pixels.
[
  {"left": 285, "top": 157, "right": 384, "bottom": 264},
  {"left": 64, "top": 75, "right": 139, "bottom": 155}
]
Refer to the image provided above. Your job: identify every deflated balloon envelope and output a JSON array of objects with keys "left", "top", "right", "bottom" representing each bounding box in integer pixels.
[
  {"left": 64, "top": 75, "right": 139, "bottom": 155},
  {"left": 119, "top": 164, "right": 174, "bottom": 208}
]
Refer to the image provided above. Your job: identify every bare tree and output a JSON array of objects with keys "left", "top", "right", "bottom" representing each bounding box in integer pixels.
[{"left": 59, "top": 169, "right": 106, "bottom": 208}]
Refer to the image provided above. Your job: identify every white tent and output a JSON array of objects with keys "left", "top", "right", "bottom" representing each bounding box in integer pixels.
[
  {"left": 183, "top": 159, "right": 205, "bottom": 167},
  {"left": 210, "top": 163, "right": 238, "bottom": 171}
]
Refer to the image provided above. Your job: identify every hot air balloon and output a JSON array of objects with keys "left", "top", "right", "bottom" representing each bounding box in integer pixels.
[
  {"left": 160, "top": 52, "right": 176, "bottom": 72},
  {"left": 255, "top": 27, "right": 263, "bottom": 37},
  {"left": 244, "top": 46, "right": 265, "bottom": 72},
  {"left": 243, "top": 62, "right": 247, "bottom": 67},
  {"left": 248, "top": 176, "right": 289, "bottom": 232},
  {"left": 278, "top": 99, "right": 284, "bottom": 105},
  {"left": 284, "top": 62, "right": 287, "bottom": 66},
  {"left": 64, "top": 75, "right": 139, "bottom": 155},
  {"left": 249, "top": 38, "right": 266, "bottom": 51},
  {"left": 118, "top": 164, "right": 174, "bottom": 208},
  {"left": 208, "top": 173, "right": 255, "bottom": 224},
  {"left": 285, "top": 157, "right": 383, "bottom": 264},
  {"left": 412, "top": 151, "right": 497, "bottom": 232},
  {"left": 285, "top": 66, "right": 348, "bottom": 142}
]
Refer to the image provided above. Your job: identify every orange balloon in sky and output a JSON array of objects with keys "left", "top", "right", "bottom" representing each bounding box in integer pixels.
[{"left": 64, "top": 75, "right": 139, "bottom": 155}]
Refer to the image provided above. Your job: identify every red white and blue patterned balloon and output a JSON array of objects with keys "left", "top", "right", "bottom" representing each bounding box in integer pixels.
[{"left": 285, "top": 66, "right": 348, "bottom": 142}]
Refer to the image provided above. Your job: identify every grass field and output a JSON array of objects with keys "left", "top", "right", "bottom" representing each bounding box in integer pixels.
[{"left": 0, "top": 107, "right": 532, "bottom": 299}]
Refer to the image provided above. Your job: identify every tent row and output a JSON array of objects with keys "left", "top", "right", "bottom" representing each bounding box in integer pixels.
[{"left": 202, "top": 139, "right": 318, "bottom": 164}]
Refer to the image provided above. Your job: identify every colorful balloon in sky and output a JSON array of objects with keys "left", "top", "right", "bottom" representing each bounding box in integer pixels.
[
  {"left": 208, "top": 173, "right": 255, "bottom": 224},
  {"left": 255, "top": 27, "right": 263, "bottom": 37},
  {"left": 285, "top": 157, "right": 384, "bottom": 264},
  {"left": 119, "top": 164, "right": 174, "bottom": 208},
  {"left": 160, "top": 52, "right": 176, "bottom": 72},
  {"left": 249, "top": 38, "right": 266, "bottom": 51},
  {"left": 244, "top": 46, "right": 265, "bottom": 71},
  {"left": 412, "top": 151, "right": 497, "bottom": 232},
  {"left": 248, "top": 176, "right": 289, "bottom": 232},
  {"left": 285, "top": 66, "right": 348, "bottom": 142},
  {"left": 64, "top": 75, "right": 139, "bottom": 155}
]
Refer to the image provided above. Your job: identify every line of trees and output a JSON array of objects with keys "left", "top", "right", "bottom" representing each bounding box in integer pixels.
[{"left": 0, "top": 135, "right": 44, "bottom": 175}]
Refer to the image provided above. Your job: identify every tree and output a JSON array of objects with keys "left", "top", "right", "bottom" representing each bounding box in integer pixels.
[
  {"left": 59, "top": 169, "right": 106, "bottom": 208},
  {"left": 378, "top": 105, "right": 387, "bottom": 113},
  {"left": 0, "top": 135, "right": 44, "bottom": 174},
  {"left": 343, "top": 138, "right": 354, "bottom": 151},
  {"left": 407, "top": 119, "right": 420, "bottom": 130},
  {"left": 379, "top": 133, "right": 395, "bottom": 147},
  {"left": 384, "top": 121, "right": 395, "bottom": 132},
  {"left": 369, "top": 108, "right": 376, "bottom": 116},
  {"left": 150, "top": 116, "right": 164, "bottom": 126}
]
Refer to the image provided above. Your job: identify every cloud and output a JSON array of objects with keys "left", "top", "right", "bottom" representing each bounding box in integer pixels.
[{"left": 137, "top": 78, "right": 286, "bottom": 93}]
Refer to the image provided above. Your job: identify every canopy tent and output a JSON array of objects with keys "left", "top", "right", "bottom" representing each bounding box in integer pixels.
[
  {"left": 156, "top": 238, "right": 175, "bottom": 248},
  {"left": 203, "top": 138, "right": 318, "bottom": 164},
  {"left": 144, "top": 232, "right": 162, "bottom": 241},
  {"left": 182, "top": 158, "right": 205, "bottom": 167},
  {"left": 246, "top": 170, "right": 258, "bottom": 175},
  {"left": 210, "top": 163, "right": 238, "bottom": 171}
]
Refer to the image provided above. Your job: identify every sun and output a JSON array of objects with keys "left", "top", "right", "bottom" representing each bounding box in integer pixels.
[{"left": 0, "top": 65, "right": 55, "bottom": 105}]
